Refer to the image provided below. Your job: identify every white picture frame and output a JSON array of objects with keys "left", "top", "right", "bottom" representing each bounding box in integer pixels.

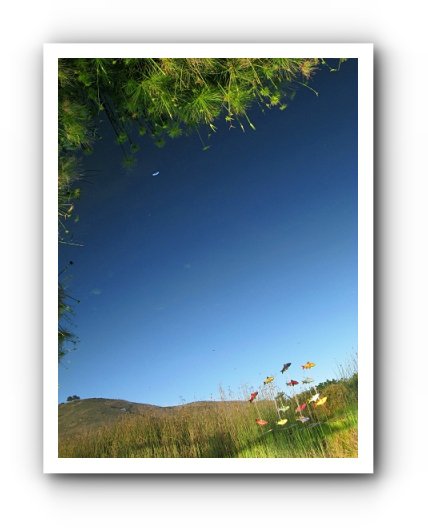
[{"left": 44, "top": 43, "right": 373, "bottom": 474}]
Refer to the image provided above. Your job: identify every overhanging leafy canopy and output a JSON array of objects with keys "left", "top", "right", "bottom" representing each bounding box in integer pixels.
[{"left": 57, "top": 57, "right": 343, "bottom": 360}]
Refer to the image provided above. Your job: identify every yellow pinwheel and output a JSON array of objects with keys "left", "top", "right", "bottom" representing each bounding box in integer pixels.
[
  {"left": 277, "top": 419, "right": 288, "bottom": 426},
  {"left": 263, "top": 376, "right": 274, "bottom": 385},
  {"left": 315, "top": 396, "right": 327, "bottom": 407},
  {"left": 302, "top": 361, "right": 316, "bottom": 369}
]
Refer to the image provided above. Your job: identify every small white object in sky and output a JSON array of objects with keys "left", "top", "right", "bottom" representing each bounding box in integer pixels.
[{"left": 152, "top": 171, "right": 160, "bottom": 176}]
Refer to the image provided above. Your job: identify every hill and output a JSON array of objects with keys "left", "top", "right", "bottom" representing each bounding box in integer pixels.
[
  {"left": 58, "top": 377, "right": 358, "bottom": 458},
  {"left": 58, "top": 397, "right": 245, "bottom": 437}
]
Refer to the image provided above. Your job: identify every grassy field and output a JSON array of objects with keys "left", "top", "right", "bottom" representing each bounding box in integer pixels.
[{"left": 58, "top": 375, "right": 358, "bottom": 458}]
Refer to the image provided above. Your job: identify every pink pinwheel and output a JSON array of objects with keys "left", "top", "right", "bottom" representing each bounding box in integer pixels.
[
  {"left": 295, "top": 403, "right": 307, "bottom": 413},
  {"left": 249, "top": 391, "right": 258, "bottom": 403}
]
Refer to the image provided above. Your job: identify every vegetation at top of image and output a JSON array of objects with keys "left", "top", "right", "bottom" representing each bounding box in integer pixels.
[{"left": 57, "top": 57, "right": 346, "bottom": 361}]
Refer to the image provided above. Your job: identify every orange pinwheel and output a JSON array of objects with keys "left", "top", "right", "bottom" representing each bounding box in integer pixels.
[
  {"left": 295, "top": 403, "right": 307, "bottom": 413},
  {"left": 302, "top": 361, "right": 316, "bottom": 369},
  {"left": 287, "top": 380, "right": 299, "bottom": 386},
  {"left": 249, "top": 391, "right": 258, "bottom": 403},
  {"left": 256, "top": 419, "right": 268, "bottom": 426}
]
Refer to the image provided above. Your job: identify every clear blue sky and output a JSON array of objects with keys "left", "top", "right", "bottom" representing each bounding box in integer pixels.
[{"left": 59, "top": 59, "right": 358, "bottom": 406}]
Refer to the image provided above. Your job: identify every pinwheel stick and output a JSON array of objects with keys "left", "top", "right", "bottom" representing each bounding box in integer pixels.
[
  {"left": 291, "top": 387, "right": 304, "bottom": 419},
  {"left": 283, "top": 371, "right": 304, "bottom": 421},
  {"left": 269, "top": 383, "right": 282, "bottom": 419},
  {"left": 253, "top": 399, "right": 265, "bottom": 426},
  {"left": 310, "top": 378, "right": 318, "bottom": 396}
]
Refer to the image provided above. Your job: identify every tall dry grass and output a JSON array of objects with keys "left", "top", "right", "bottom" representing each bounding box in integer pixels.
[{"left": 59, "top": 376, "right": 358, "bottom": 458}]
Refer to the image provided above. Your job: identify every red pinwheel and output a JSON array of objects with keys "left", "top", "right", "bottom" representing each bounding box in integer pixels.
[
  {"left": 249, "top": 391, "right": 258, "bottom": 403},
  {"left": 287, "top": 380, "right": 299, "bottom": 386},
  {"left": 255, "top": 419, "right": 268, "bottom": 426},
  {"left": 295, "top": 403, "right": 307, "bottom": 413}
]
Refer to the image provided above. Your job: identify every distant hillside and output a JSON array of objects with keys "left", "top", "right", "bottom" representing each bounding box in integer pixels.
[
  {"left": 58, "top": 397, "right": 245, "bottom": 437},
  {"left": 58, "top": 388, "right": 358, "bottom": 458}
]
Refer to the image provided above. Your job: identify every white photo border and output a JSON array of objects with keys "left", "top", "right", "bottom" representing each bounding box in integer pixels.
[{"left": 44, "top": 43, "right": 373, "bottom": 474}]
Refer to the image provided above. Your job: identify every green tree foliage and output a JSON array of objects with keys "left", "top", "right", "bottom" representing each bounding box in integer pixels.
[
  {"left": 57, "top": 57, "right": 342, "bottom": 361},
  {"left": 321, "top": 382, "right": 350, "bottom": 414},
  {"left": 316, "top": 378, "right": 338, "bottom": 391},
  {"left": 58, "top": 261, "right": 79, "bottom": 362},
  {"left": 58, "top": 58, "right": 325, "bottom": 201},
  {"left": 344, "top": 372, "right": 358, "bottom": 399}
]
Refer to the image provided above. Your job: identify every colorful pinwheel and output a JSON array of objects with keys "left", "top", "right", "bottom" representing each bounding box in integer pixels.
[
  {"left": 307, "top": 393, "right": 320, "bottom": 403},
  {"left": 315, "top": 396, "right": 327, "bottom": 407},
  {"left": 263, "top": 376, "right": 274, "bottom": 385},
  {"left": 281, "top": 362, "right": 291, "bottom": 374},
  {"left": 295, "top": 403, "right": 307, "bottom": 413},
  {"left": 277, "top": 419, "right": 288, "bottom": 426},
  {"left": 302, "top": 361, "right": 316, "bottom": 369},
  {"left": 302, "top": 377, "right": 314, "bottom": 384},
  {"left": 296, "top": 416, "right": 310, "bottom": 423},
  {"left": 256, "top": 419, "right": 268, "bottom": 426},
  {"left": 278, "top": 406, "right": 290, "bottom": 413},
  {"left": 249, "top": 391, "right": 258, "bottom": 403},
  {"left": 287, "top": 380, "right": 299, "bottom": 386}
]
